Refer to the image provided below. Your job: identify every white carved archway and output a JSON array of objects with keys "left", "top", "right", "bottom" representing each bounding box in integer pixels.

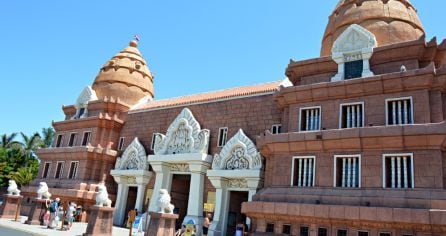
[
  {"left": 110, "top": 138, "right": 152, "bottom": 226},
  {"left": 115, "top": 138, "right": 148, "bottom": 171},
  {"left": 207, "top": 129, "right": 264, "bottom": 236},
  {"left": 331, "top": 24, "right": 377, "bottom": 81},
  {"left": 148, "top": 108, "right": 212, "bottom": 234},
  {"left": 153, "top": 108, "right": 210, "bottom": 155}
]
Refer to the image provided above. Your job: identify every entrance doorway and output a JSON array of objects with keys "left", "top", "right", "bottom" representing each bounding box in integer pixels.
[
  {"left": 123, "top": 187, "right": 137, "bottom": 226},
  {"left": 171, "top": 174, "right": 191, "bottom": 229},
  {"left": 226, "top": 191, "right": 248, "bottom": 235}
]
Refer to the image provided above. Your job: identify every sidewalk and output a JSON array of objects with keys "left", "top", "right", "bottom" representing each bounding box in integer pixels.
[{"left": 0, "top": 216, "right": 141, "bottom": 236}]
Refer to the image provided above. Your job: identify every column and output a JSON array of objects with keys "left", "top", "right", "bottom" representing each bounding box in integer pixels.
[
  {"left": 135, "top": 184, "right": 146, "bottom": 213},
  {"left": 184, "top": 171, "right": 205, "bottom": 235},
  {"left": 246, "top": 189, "right": 257, "bottom": 229},
  {"left": 148, "top": 164, "right": 172, "bottom": 212},
  {"left": 208, "top": 179, "right": 229, "bottom": 236},
  {"left": 113, "top": 181, "right": 129, "bottom": 226}
]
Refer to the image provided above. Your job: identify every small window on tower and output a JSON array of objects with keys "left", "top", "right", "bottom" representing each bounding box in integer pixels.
[
  {"left": 55, "top": 135, "right": 63, "bottom": 147},
  {"left": 271, "top": 124, "right": 282, "bottom": 134},
  {"left": 54, "top": 161, "right": 65, "bottom": 179},
  {"left": 77, "top": 107, "right": 86, "bottom": 118},
  {"left": 217, "top": 127, "right": 228, "bottom": 147},
  {"left": 42, "top": 162, "right": 51, "bottom": 178},
  {"left": 81, "top": 131, "right": 92, "bottom": 146},
  {"left": 118, "top": 137, "right": 125, "bottom": 151},
  {"left": 344, "top": 60, "right": 363, "bottom": 79},
  {"left": 151, "top": 133, "right": 157, "bottom": 150},
  {"left": 68, "top": 133, "right": 77, "bottom": 147}
]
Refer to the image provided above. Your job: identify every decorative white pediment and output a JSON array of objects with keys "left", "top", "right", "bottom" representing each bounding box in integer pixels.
[
  {"left": 115, "top": 138, "right": 148, "bottom": 170},
  {"left": 212, "top": 129, "right": 262, "bottom": 170},
  {"left": 71, "top": 86, "right": 98, "bottom": 119},
  {"left": 331, "top": 24, "right": 377, "bottom": 82},
  {"left": 332, "top": 24, "right": 377, "bottom": 56},
  {"left": 153, "top": 108, "right": 210, "bottom": 155},
  {"left": 76, "top": 86, "right": 98, "bottom": 108}
]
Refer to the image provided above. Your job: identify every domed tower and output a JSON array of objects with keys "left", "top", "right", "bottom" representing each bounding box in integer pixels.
[
  {"left": 321, "top": 0, "right": 425, "bottom": 56},
  {"left": 92, "top": 40, "right": 154, "bottom": 106}
]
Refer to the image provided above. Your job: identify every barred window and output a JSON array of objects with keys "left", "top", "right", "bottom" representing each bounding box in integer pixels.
[
  {"left": 340, "top": 103, "right": 364, "bottom": 128},
  {"left": 386, "top": 97, "right": 413, "bottom": 125},
  {"left": 292, "top": 157, "right": 315, "bottom": 187},
  {"left": 335, "top": 155, "right": 361, "bottom": 188},
  {"left": 300, "top": 107, "right": 321, "bottom": 131},
  {"left": 383, "top": 154, "right": 414, "bottom": 189}
]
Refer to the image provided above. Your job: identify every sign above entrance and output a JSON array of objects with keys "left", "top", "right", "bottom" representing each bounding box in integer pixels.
[{"left": 153, "top": 108, "right": 210, "bottom": 155}]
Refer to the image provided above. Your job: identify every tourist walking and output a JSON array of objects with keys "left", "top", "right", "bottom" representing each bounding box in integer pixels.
[
  {"left": 47, "top": 198, "right": 60, "bottom": 229},
  {"left": 64, "top": 202, "right": 76, "bottom": 230}
]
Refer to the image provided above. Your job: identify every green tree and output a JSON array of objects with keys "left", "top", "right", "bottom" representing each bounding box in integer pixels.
[
  {"left": 0, "top": 133, "right": 19, "bottom": 148},
  {"left": 20, "top": 132, "right": 42, "bottom": 159},
  {"left": 40, "top": 127, "right": 55, "bottom": 148},
  {"left": 8, "top": 167, "right": 36, "bottom": 187}
]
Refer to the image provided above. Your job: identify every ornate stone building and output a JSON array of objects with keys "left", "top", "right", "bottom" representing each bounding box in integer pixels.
[{"left": 22, "top": 0, "right": 446, "bottom": 235}]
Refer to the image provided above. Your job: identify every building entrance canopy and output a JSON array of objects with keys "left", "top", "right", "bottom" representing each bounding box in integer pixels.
[{"left": 111, "top": 138, "right": 152, "bottom": 226}]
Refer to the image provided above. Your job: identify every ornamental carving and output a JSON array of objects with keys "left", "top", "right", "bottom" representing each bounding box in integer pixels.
[
  {"left": 332, "top": 24, "right": 377, "bottom": 55},
  {"left": 212, "top": 129, "right": 262, "bottom": 170},
  {"left": 227, "top": 179, "right": 248, "bottom": 188},
  {"left": 153, "top": 108, "right": 210, "bottom": 155},
  {"left": 170, "top": 163, "right": 190, "bottom": 172},
  {"left": 115, "top": 138, "right": 148, "bottom": 171},
  {"left": 127, "top": 176, "right": 136, "bottom": 184}
]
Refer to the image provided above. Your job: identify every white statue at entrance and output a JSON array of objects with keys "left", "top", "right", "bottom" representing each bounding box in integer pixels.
[
  {"left": 157, "top": 189, "right": 175, "bottom": 214},
  {"left": 37, "top": 182, "right": 52, "bottom": 199},
  {"left": 95, "top": 184, "right": 112, "bottom": 207},
  {"left": 7, "top": 180, "right": 20, "bottom": 195}
]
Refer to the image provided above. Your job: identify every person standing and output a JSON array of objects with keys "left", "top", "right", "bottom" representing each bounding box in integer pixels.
[
  {"left": 65, "top": 202, "right": 76, "bottom": 230},
  {"left": 47, "top": 198, "right": 60, "bottom": 229},
  {"left": 202, "top": 213, "right": 212, "bottom": 236}
]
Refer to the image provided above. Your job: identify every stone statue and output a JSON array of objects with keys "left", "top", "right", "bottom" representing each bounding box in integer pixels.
[
  {"left": 157, "top": 189, "right": 175, "bottom": 214},
  {"left": 7, "top": 180, "right": 20, "bottom": 195},
  {"left": 37, "top": 182, "right": 51, "bottom": 199},
  {"left": 400, "top": 65, "right": 407, "bottom": 72},
  {"left": 95, "top": 184, "right": 112, "bottom": 207}
]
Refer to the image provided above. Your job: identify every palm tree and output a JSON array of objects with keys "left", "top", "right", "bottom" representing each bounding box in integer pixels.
[
  {"left": 0, "top": 133, "right": 19, "bottom": 148},
  {"left": 40, "top": 127, "right": 55, "bottom": 148},
  {"left": 8, "top": 167, "right": 35, "bottom": 186},
  {"left": 20, "top": 132, "right": 42, "bottom": 159}
]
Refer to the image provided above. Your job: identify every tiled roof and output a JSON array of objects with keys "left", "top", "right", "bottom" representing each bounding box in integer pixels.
[{"left": 131, "top": 80, "right": 285, "bottom": 112}]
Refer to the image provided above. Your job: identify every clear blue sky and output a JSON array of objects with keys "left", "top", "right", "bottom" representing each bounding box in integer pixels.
[{"left": 1, "top": 0, "right": 445, "bottom": 136}]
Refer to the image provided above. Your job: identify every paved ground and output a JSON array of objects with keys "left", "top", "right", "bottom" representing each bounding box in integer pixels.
[{"left": 0, "top": 216, "right": 141, "bottom": 236}]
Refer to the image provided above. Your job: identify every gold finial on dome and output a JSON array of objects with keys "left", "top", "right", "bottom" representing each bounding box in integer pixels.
[{"left": 129, "top": 40, "right": 138, "bottom": 48}]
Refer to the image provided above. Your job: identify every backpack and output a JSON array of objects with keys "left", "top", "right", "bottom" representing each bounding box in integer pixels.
[{"left": 49, "top": 202, "right": 57, "bottom": 213}]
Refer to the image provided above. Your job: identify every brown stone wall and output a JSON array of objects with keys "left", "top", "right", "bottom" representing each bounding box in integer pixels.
[
  {"left": 268, "top": 149, "right": 443, "bottom": 189},
  {"left": 287, "top": 90, "right": 431, "bottom": 132},
  {"left": 121, "top": 94, "right": 282, "bottom": 154}
]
